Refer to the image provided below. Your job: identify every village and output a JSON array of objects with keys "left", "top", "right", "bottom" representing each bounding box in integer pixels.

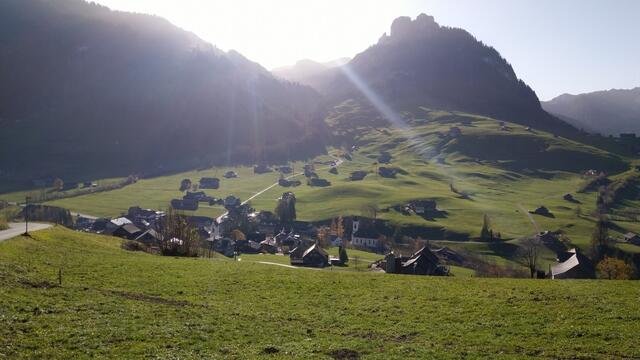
[{"left": 16, "top": 158, "right": 639, "bottom": 280}]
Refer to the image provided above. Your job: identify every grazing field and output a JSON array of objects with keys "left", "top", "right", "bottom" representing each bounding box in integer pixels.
[
  {"left": 1, "top": 227, "right": 638, "bottom": 359},
  {"left": 2, "top": 109, "right": 638, "bottom": 265}
]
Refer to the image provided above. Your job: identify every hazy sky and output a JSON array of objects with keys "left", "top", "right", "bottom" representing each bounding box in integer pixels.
[{"left": 93, "top": 0, "right": 640, "bottom": 100}]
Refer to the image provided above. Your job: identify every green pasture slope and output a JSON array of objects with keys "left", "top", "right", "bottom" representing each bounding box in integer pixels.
[
  {"left": 2, "top": 107, "right": 639, "bottom": 266},
  {"left": 17, "top": 109, "right": 631, "bottom": 246},
  {"left": 1, "top": 227, "right": 639, "bottom": 359}
]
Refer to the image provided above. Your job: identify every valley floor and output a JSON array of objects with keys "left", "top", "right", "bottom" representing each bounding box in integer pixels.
[{"left": 1, "top": 227, "right": 639, "bottom": 359}]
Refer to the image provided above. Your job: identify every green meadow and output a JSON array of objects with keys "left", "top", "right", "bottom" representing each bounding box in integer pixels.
[
  {"left": 1, "top": 227, "right": 639, "bottom": 359},
  {"left": 2, "top": 108, "right": 639, "bottom": 265}
]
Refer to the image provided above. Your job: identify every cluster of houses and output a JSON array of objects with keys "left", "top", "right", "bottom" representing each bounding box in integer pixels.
[
  {"left": 172, "top": 177, "right": 224, "bottom": 210},
  {"left": 76, "top": 206, "right": 167, "bottom": 245}
]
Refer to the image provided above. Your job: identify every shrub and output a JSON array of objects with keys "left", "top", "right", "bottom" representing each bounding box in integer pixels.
[
  {"left": 0, "top": 218, "right": 8, "bottom": 231},
  {"left": 121, "top": 240, "right": 147, "bottom": 252},
  {"left": 597, "top": 257, "right": 633, "bottom": 280}
]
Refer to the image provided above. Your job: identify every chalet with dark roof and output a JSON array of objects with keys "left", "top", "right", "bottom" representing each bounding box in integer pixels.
[
  {"left": 223, "top": 171, "right": 238, "bottom": 179},
  {"left": 551, "top": 248, "right": 595, "bottom": 279},
  {"left": 290, "top": 243, "right": 329, "bottom": 268},
  {"left": 384, "top": 247, "right": 448, "bottom": 276},
  {"left": 350, "top": 171, "right": 367, "bottom": 181},
  {"left": 254, "top": 165, "right": 273, "bottom": 174},
  {"left": 171, "top": 198, "right": 198, "bottom": 211},
  {"left": 199, "top": 177, "right": 220, "bottom": 189},
  {"left": 112, "top": 223, "right": 143, "bottom": 240},
  {"left": 623, "top": 232, "right": 640, "bottom": 245}
]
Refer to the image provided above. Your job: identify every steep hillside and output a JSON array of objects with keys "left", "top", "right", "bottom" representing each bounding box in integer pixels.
[
  {"left": 316, "top": 14, "right": 575, "bottom": 135},
  {"left": 22, "top": 103, "right": 632, "bottom": 250},
  {"left": 0, "top": 0, "right": 325, "bottom": 186},
  {"left": 1, "top": 227, "right": 639, "bottom": 358},
  {"left": 542, "top": 87, "right": 640, "bottom": 135}
]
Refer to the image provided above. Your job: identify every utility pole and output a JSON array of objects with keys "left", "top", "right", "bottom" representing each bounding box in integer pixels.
[{"left": 24, "top": 195, "right": 31, "bottom": 235}]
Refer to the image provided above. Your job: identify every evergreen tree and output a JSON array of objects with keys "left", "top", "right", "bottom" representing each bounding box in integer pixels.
[
  {"left": 480, "top": 214, "right": 492, "bottom": 241},
  {"left": 339, "top": 246, "right": 349, "bottom": 265},
  {"left": 589, "top": 217, "right": 610, "bottom": 261}
]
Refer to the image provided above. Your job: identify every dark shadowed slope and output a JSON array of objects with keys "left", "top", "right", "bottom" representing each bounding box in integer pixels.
[
  {"left": 542, "top": 87, "right": 640, "bottom": 135},
  {"left": 0, "top": 0, "right": 326, "bottom": 185}
]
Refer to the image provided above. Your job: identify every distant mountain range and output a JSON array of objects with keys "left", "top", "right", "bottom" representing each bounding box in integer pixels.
[
  {"left": 0, "top": 3, "right": 593, "bottom": 186},
  {"left": 542, "top": 88, "right": 640, "bottom": 136},
  {"left": 272, "top": 58, "right": 349, "bottom": 90}
]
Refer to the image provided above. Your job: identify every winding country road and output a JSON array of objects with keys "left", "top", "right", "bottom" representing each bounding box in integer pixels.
[
  {"left": 0, "top": 222, "right": 52, "bottom": 243},
  {"left": 517, "top": 203, "right": 540, "bottom": 234},
  {"left": 216, "top": 156, "right": 344, "bottom": 223}
]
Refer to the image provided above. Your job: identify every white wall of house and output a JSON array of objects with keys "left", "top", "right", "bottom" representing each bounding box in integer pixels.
[{"left": 352, "top": 236, "right": 380, "bottom": 249}]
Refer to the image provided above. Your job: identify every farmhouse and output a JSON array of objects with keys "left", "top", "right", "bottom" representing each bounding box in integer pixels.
[
  {"left": 350, "top": 171, "right": 368, "bottom": 181},
  {"left": 199, "top": 177, "right": 220, "bottom": 189},
  {"left": 180, "top": 178, "right": 192, "bottom": 191},
  {"left": 290, "top": 243, "right": 329, "bottom": 268},
  {"left": 308, "top": 178, "right": 331, "bottom": 187},
  {"left": 254, "top": 164, "right": 273, "bottom": 174},
  {"left": 170, "top": 198, "right": 198, "bottom": 211},
  {"left": 212, "top": 238, "right": 235, "bottom": 257},
  {"left": 223, "top": 171, "right": 238, "bottom": 179},
  {"left": 278, "top": 166, "right": 293, "bottom": 174},
  {"left": 91, "top": 218, "right": 110, "bottom": 233},
  {"left": 135, "top": 228, "right": 163, "bottom": 245},
  {"left": 259, "top": 237, "right": 278, "bottom": 254},
  {"left": 111, "top": 223, "right": 143, "bottom": 240},
  {"left": 224, "top": 195, "right": 241, "bottom": 209},
  {"left": 384, "top": 247, "right": 447, "bottom": 276},
  {"left": 408, "top": 200, "right": 437, "bottom": 214},
  {"left": 351, "top": 217, "right": 382, "bottom": 251},
  {"left": 278, "top": 178, "right": 301, "bottom": 187},
  {"left": 551, "top": 248, "right": 595, "bottom": 279},
  {"left": 531, "top": 206, "right": 553, "bottom": 217},
  {"left": 378, "top": 167, "right": 398, "bottom": 178},
  {"left": 377, "top": 152, "right": 392, "bottom": 164},
  {"left": 623, "top": 232, "right": 640, "bottom": 245}
]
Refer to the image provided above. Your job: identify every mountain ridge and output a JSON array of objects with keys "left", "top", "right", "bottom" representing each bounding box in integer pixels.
[
  {"left": 314, "top": 14, "right": 577, "bottom": 136},
  {"left": 542, "top": 87, "right": 640, "bottom": 135},
  {"left": 0, "top": 0, "right": 326, "bottom": 185}
]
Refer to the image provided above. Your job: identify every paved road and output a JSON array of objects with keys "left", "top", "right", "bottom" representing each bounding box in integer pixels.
[
  {"left": 517, "top": 203, "right": 540, "bottom": 234},
  {"left": 0, "top": 222, "right": 52, "bottom": 242}
]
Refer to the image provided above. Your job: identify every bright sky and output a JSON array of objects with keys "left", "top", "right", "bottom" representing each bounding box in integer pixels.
[{"left": 93, "top": 0, "right": 640, "bottom": 100}]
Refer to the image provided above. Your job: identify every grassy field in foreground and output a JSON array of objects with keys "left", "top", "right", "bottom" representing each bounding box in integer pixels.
[{"left": 1, "top": 227, "right": 639, "bottom": 359}]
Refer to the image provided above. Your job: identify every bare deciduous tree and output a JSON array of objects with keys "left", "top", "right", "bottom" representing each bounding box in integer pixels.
[
  {"left": 518, "top": 237, "right": 542, "bottom": 278},
  {"left": 158, "top": 207, "right": 200, "bottom": 257}
]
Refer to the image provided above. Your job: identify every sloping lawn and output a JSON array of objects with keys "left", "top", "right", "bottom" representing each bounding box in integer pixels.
[{"left": 1, "top": 227, "right": 639, "bottom": 359}]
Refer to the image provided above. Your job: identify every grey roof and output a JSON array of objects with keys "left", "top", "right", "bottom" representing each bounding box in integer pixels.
[
  {"left": 303, "top": 243, "right": 328, "bottom": 258},
  {"left": 551, "top": 254, "right": 580, "bottom": 277},
  {"left": 111, "top": 217, "right": 132, "bottom": 226},
  {"left": 120, "top": 223, "right": 141, "bottom": 235},
  {"left": 135, "top": 228, "right": 162, "bottom": 241}
]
